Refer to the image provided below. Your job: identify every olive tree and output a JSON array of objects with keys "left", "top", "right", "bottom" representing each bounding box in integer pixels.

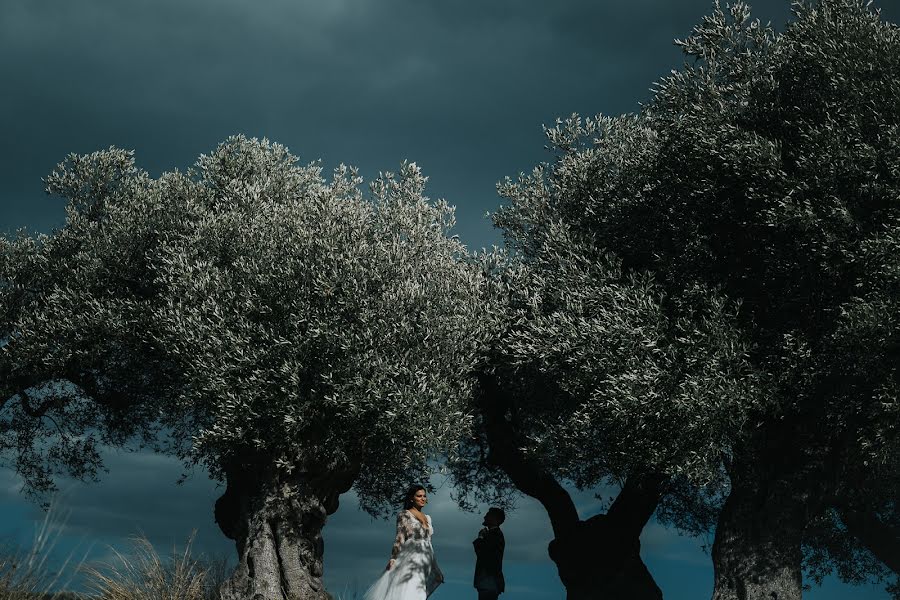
[
  {"left": 446, "top": 98, "right": 768, "bottom": 596},
  {"left": 650, "top": 3, "right": 899, "bottom": 598},
  {"left": 1, "top": 136, "right": 487, "bottom": 599},
  {"left": 0, "top": 149, "right": 174, "bottom": 502},
  {"left": 480, "top": 1, "right": 900, "bottom": 599},
  {"left": 454, "top": 233, "right": 757, "bottom": 599}
]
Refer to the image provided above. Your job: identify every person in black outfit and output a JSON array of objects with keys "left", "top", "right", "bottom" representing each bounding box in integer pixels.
[{"left": 473, "top": 507, "right": 505, "bottom": 600}]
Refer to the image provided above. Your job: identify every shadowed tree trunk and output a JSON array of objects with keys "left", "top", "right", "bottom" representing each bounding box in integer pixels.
[
  {"left": 548, "top": 474, "right": 666, "bottom": 600},
  {"left": 710, "top": 422, "right": 818, "bottom": 600},
  {"left": 478, "top": 373, "right": 665, "bottom": 600},
  {"left": 215, "top": 458, "right": 356, "bottom": 600},
  {"left": 712, "top": 417, "right": 900, "bottom": 600},
  {"left": 711, "top": 471, "right": 806, "bottom": 600}
]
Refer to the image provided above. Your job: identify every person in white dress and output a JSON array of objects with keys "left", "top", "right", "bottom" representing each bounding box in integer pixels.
[{"left": 363, "top": 485, "right": 444, "bottom": 599}]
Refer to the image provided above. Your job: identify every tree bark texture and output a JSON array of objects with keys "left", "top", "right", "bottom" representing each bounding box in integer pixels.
[
  {"left": 215, "top": 461, "right": 355, "bottom": 600},
  {"left": 711, "top": 474, "right": 806, "bottom": 600},
  {"left": 477, "top": 373, "right": 665, "bottom": 600}
]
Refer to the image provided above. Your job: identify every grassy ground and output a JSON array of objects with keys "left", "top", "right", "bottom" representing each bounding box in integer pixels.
[
  {"left": 0, "top": 535, "right": 227, "bottom": 600},
  {"left": 0, "top": 506, "right": 364, "bottom": 600},
  {"left": 0, "top": 529, "right": 362, "bottom": 600},
  {"left": 0, "top": 505, "right": 227, "bottom": 600}
]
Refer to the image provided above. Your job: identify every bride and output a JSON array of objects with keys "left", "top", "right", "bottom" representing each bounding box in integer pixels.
[{"left": 363, "top": 485, "right": 444, "bottom": 599}]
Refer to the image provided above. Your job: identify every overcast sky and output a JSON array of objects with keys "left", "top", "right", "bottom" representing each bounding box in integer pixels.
[{"left": 1, "top": 1, "right": 897, "bottom": 598}]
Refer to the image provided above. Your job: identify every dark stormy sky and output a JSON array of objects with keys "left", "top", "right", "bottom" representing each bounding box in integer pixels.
[{"left": 1, "top": 1, "right": 896, "bottom": 598}]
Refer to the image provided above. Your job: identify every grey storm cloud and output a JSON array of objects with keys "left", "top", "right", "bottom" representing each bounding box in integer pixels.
[
  {"left": 0, "top": 0, "right": 806, "bottom": 244},
  {"left": 3, "top": 1, "right": 899, "bottom": 598}
]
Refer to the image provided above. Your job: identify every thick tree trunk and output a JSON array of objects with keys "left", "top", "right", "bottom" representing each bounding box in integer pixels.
[
  {"left": 477, "top": 373, "right": 665, "bottom": 600},
  {"left": 548, "top": 517, "right": 660, "bottom": 600},
  {"left": 214, "top": 460, "right": 355, "bottom": 600},
  {"left": 548, "top": 474, "right": 665, "bottom": 600},
  {"left": 711, "top": 475, "right": 805, "bottom": 600}
]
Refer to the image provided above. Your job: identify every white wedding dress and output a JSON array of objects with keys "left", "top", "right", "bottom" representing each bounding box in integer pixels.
[{"left": 363, "top": 510, "right": 443, "bottom": 600}]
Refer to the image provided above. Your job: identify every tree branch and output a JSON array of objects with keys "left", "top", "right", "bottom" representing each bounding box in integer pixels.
[
  {"left": 606, "top": 472, "right": 668, "bottom": 538},
  {"left": 476, "top": 372, "right": 580, "bottom": 537},
  {"left": 0, "top": 374, "right": 41, "bottom": 413},
  {"left": 66, "top": 370, "right": 130, "bottom": 411},
  {"left": 838, "top": 506, "right": 900, "bottom": 574},
  {"left": 18, "top": 390, "right": 62, "bottom": 418}
]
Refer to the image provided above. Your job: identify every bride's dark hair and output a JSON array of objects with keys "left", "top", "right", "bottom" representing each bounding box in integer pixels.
[{"left": 403, "top": 484, "right": 427, "bottom": 509}]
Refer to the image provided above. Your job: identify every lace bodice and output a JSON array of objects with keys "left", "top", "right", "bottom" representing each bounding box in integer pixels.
[
  {"left": 366, "top": 509, "right": 443, "bottom": 599},
  {"left": 390, "top": 510, "right": 433, "bottom": 559}
]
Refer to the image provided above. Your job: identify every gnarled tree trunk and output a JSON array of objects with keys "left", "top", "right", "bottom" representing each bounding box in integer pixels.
[
  {"left": 214, "top": 459, "right": 356, "bottom": 600},
  {"left": 477, "top": 373, "right": 665, "bottom": 600},
  {"left": 711, "top": 474, "right": 806, "bottom": 600},
  {"left": 548, "top": 474, "right": 665, "bottom": 600}
]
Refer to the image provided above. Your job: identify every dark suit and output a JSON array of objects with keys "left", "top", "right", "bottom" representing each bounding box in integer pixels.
[{"left": 473, "top": 526, "right": 505, "bottom": 599}]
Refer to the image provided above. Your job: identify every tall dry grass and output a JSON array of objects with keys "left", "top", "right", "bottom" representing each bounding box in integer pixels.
[
  {"left": 0, "top": 502, "right": 88, "bottom": 600},
  {"left": 0, "top": 501, "right": 229, "bottom": 600},
  {"left": 327, "top": 581, "right": 364, "bottom": 600},
  {"left": 81, "top": 532, "right": 226, "bottom": 600}
]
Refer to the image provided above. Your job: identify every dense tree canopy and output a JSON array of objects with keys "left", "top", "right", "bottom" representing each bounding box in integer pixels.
[
  {"left": 1, "top": 136, "right": 487, "bottom": 599},
  {"left": 485, "top": 143, "right": 759, "bottom": 491},
  {"left": 0, "top": 149, "right": 173, "bottom": 500},
  {"left": 638, "top": 2, "right": 899, "bottom": 596},
  {"left": 473, "top": 1, "right": 900, "bottom": 598},
  {"left": 145, "top": 137, "right": 485, "bottom": 508},
  {"left": 452, "top": 230, "right": 759, "bottom": 598},
  {"left": 456, "top": 1, "right": 900, "bottom": 599}
]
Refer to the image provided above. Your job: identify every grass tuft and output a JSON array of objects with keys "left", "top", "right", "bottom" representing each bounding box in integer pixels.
[
  {"left": 81, "top": 532, "right": 221, "bottom": 600},
  {"left": 0, "top": 501, "right": 87, "bottom": 600}
]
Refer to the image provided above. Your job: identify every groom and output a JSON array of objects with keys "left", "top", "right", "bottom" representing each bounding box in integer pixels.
[{"left": 473, "top": 507, "right": 506, "bottom": 600}]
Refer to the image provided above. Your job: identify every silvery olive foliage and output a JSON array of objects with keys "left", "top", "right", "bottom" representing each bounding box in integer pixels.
[
  {"left": 1, "top": 136, "right": 486, "bottom": 514},
  {"left": 0, "top": 148, "right": 173, "bottom": 500},
  {"left": 651, "top": 1, "right": 899, "bottom": 590},
  {"left": 478, "top": 231, "right": 758, "bottom": 489},
  {"left": 487, "top": 0, "right": 898, "bottom": 590},
  {"left": 451, "top": 117, "right": 763, "bottom": 521}
]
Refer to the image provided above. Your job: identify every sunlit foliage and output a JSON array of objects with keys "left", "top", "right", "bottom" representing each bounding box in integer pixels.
[{"left": 1, "top": 136, "right": 486, "bottom": 514}]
